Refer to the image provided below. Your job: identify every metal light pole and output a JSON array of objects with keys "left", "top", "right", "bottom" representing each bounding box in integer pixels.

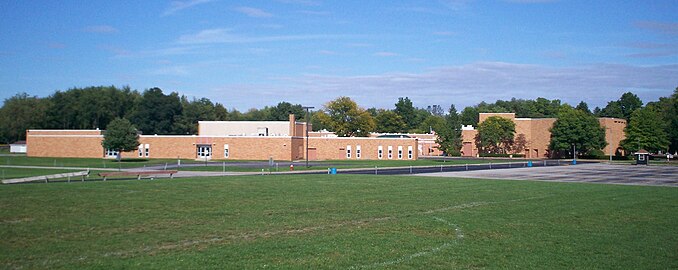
[
  {"left": 302, "top": 106, "right": 315, "bottom": 168},
  {"left": 607, "top": 127, "right": 612, "bottom": 164}
]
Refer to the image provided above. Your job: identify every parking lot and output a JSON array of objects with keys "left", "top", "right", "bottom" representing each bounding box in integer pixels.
[{"left": 419, "top": 163, "right": 678, "bottom": 187}]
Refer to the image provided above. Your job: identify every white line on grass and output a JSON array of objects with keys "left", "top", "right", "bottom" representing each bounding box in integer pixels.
[
  {"left": 98, "top": 196, "right": 549, "bottom": 261},
  {"left": 348, "top": 216, "right": 463, "bottom": 269}
]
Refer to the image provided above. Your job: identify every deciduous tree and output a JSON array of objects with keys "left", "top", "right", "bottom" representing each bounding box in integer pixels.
[
  {"left": 316, "top": 97, "right": 375, "bottom": 137},
  {"left": 620, "top": 105, "right": 669, "bottom": 153},
  {"left": 475, "top": 116, "right": 516, "bottom": 154},
  {"left": 102, "top": 118, "right": 139, "bottom": 154},
  {"left": 549, "top": 107, "right": 606, "bottom": 157}
]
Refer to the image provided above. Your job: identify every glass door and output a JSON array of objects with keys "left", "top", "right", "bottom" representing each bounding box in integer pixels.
[{"left": 197, "top": 145, "right": 212, "bottom": 160}]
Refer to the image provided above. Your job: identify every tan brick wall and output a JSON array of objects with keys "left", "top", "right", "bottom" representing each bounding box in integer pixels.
[
  {"left": 479, "top": 113, "right": 515, "bottom": 123},
  {"left": 599, "top": 118, "right": 626, "bottom": 156},
  {"left": 308, "top": 137, "right": 418, "bottom": 160},
  {"left": 127, "top": 136, "right": 296, "bottom": 161},
  {"left": 461, "top": 129, "right": 478, "bottom": 157},
  {"left": 27, "top": 133, "right": 104, "bottom": 158}
]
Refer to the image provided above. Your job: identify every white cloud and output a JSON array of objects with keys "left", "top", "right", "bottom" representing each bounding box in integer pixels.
[
  {"left": 178, "top": 28, "right": 353, "bottom": 44},
  {"left": 83, "top": 25, "right": 118, "bottom": 33},
  {"left": 234, "top": 7, "right": 273, "bottom": 18},
  {"left": 276, "top": 0, "right": 320, "bottom": 5},
  {"left": 162, "top": 0, "right": 213, "bottom": 16},
  {"left": 374, "top": 52, "right": 399, "bottom": 57},
  {"left": 210, "top": 62, "right": 677, "bottom": 110}
]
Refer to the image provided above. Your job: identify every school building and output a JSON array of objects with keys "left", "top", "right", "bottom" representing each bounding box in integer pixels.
[
  {"left": 26, "top": 115, "right": 419, "bottom": 161},
  {"left": 25, "top": 113, "right": 626, "bottom": 161},
  {"left": 459, "top": 113, "right": 626, "bottom": 158}
]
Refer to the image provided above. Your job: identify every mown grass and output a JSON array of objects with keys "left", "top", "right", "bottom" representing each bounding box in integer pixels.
[
  {"left": 1, "top": 174, "right": 676, "bottom": 269},
  {"left": 0, "top": 156, "right": 204, "bottom": 169},
  {"left": 179, "top": 158, "right": 497, "bottom": 172},
  {"left": 0, "top": 168, "right": 81, "bottom": 179}
]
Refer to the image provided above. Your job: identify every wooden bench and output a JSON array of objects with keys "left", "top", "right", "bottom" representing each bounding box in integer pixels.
[
  {"left": 98, "top": 170, "right": 178, "bottom": 181},
  {"left": 2, "top": 170, "right": 90, "bottom": 184}
]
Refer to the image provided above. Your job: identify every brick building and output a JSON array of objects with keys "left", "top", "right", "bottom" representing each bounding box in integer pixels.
[
  {"left": 26, "top": 115, "right": 419, "bottom": 161},
  {"left": 460, "top": 113, "right": 626, "bottom": 158}
]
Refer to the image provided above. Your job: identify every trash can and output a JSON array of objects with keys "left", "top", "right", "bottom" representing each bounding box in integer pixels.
[
  {"left": 572, "top": 159, "right": 577, "bottom": 165},
  {"left": 330, "top": 168, "right": 337, "bottom": 174},
  {"left": 527, "top": 161, "right": 532, "bottom": 167}
]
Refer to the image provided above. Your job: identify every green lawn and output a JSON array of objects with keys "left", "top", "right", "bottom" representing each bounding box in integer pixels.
[
  {"left": 0, "top": 168, "right": 82, "bottom": 180},
  {"left": 1, "top": 174, "right": 676, "bottom": 269},
  {"left": 179, "top": 158, "right": 498, "bottom": 172},
  {"left": 0, "top": 156, "right": 204, "bottom": 169}
]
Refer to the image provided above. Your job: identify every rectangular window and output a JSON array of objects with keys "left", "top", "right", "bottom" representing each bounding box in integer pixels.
[
  {"left": 138, "top": 145, "right": 143, "bottom": 157},
  {"left": 408, "top": 146, "right": 413, "bottom": 159},
  {"left": 378, "top": 146, "right": 383, "bottom": 159},
  {"left": 224, "top": 144, "right": 230, "bottom": 158},
  {"left": 144, "top": 144, "right": 150, "bottom": 157},
  {"left": 398, "top": 146, "right": 403, "bottom": 159},
  {"left": 346, "top": 145, "right": 352, "bottom": 159},
  {"left": 356, "top": 145, "right": 361, "bottom": 159},
  {"left": 639, "top": 154, "right": 645, "bottom": 161},
  {"left": 105, "top": 149, "right": 119, "bottom": 158},
  {"left": 388, "top": 146, "right": 393, "bottom": 159}
]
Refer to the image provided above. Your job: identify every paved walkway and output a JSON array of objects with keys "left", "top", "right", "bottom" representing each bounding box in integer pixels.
[{"left": 418, "top": 163, "right": 678, "bottom": 187}]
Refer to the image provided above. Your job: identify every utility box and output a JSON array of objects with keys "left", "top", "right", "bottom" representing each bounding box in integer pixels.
[{"left": 634, "top": 149, "right": 650, "bottom": 165}]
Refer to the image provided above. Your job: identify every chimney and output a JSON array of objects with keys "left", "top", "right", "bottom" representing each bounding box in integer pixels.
[{"left": 289, "top": 114, "right": 296, "bottom": 136}]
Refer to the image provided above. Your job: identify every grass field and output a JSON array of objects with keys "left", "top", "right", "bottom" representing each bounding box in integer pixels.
[
  {"left": 1, "top": 174, "right": 676, "bottom": 269},
  {"left": 0, "top": 168, "right": 83, "bottom": 180},
  {"left": 179, "top": 159, "right": 496, "bottom": 172}
]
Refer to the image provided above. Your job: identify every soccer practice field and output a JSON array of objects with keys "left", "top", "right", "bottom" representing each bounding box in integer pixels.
[{"left": 1, "top": 174, "right": 677, "bottom": 269}]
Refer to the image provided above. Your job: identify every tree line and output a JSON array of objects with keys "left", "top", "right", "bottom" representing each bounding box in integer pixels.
[{"left": 1, "top": 85, "right": 677, "bottom": 156}]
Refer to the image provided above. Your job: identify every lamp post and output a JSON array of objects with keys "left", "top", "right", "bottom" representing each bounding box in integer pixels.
[
  {"left": 572, "top": 143, "right": 576, "bottom": 165},
  {"left": 606, "top": 127, "right": 612, "bottom": 164},
  {"left": 302, "top": 106, "right": 315, "bottom": 168}
]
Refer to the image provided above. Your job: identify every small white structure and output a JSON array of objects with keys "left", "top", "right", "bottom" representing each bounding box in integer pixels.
[{"left": 9, "top": 141, "right": 27, "bottom": 153}]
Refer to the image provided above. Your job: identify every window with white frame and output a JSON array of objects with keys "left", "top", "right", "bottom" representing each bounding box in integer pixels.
[
  {"left": 398, "top": 146, "right": 403, "bottom": 159},
  {"left": 356, "top": 145, "right": 361, "bottom": 159},
  {"left": 105, "top": 149, "right": 119, "bottom": 158},
  {"left": 378, "top": 146, "right": 383, "bottom": 159},
  {"left": 144, "top": 144, "right": 150, "bottom": 157},
  {"left": 138, "top": 144, "right": 143, "bottom": 157},
  {"left": 224, "top": 144, "right": 230, "bottom": 158},
  {"left": 408, "top": 146, "right": 413, "bottom": 159},
  {"left": 388, "top": 146, "right": 393, "bottom": 159},
  {"left": 346, "top": 145, "right": 352, "bottom": 159}
]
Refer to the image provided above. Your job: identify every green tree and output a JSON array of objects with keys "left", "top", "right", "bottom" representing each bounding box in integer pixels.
[
  {"left": 316, "top": 97, "right": 375, "bottom": 137},
  {"left": 600, "top": 92, "right": 643, "bottom": 120},
  {"left": 549, "top": 107, "right": 606, "bottom": 157},
  {"left": 435, "top": 105, "right": 462, "bottom": 156},
  {"left": 130, "top": 88, "right": 182, "bottom": 135},
  {"left": 575, "top": 101, "right": 591, "bottom": 114},
  {"left": 0, "top": 93, "right": 49, "bottom": 143},
  {"left": 618, "top": 92, "right": 643, "bottom": 120},
  {"left": 102, "top": 118, "right": 140, "bottom": 154},
  {"left": 475, "top": 116, "right": 516, "bottom": 154},
  {"left": 173, "top": 97, "right": 217, "bottom": 134},
  {"left": 620, "top": 105, "right": 669, "bottom": 153},
  {"left": 599, "top": 101, "right": 623, "bottom": 119},
  {"left": 460, "top": 106, "right": 479, "bottom": 126},
  {"left": 375, "top": 110, "right": 407, "bottom": 133},
  {"left": 270, "top": 102, "right": 305, "bottom": 121},
  {"left": 394, "top": 97, "right": 416, "bottom": 131}
]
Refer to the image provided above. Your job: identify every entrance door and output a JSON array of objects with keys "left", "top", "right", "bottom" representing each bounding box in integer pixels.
[{"left": 197, "top": 145, "right": 212, "bottom": 160}]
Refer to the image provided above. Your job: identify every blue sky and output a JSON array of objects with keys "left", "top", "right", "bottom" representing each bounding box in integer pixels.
[{"left": 1, "top": 0, "right": 677, "bottom": 111}]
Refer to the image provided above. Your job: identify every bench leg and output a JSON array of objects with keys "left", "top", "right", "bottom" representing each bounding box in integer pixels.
[
  {"left": 170, "top": 173, "right": 174, "bottom": 179},
  {"left": 138, "top": 175, "right": 141, "bottom": 180}
]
